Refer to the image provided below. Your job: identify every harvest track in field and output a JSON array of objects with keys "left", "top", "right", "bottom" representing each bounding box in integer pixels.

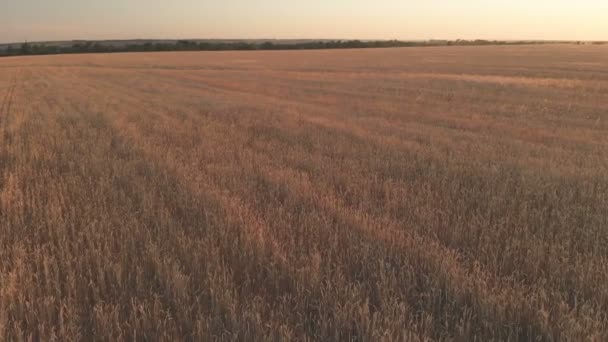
[
  {"left": 0, "top": 69, "right": 17, "bottom": 188},
  {"left": 0, "top": 45, "right": 607, "bottom": 341},
  {"left": 0, "top": 70, "right": 17, "bottom": 137}
]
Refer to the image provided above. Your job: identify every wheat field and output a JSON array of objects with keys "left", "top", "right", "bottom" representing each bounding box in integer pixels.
[{"left": 0, "top": 45, "right": 607, "bottom": 341}]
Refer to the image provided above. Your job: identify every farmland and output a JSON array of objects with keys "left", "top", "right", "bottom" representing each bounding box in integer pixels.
[{"left": 0, "top": 45, "right": 607, "bottom": 340}]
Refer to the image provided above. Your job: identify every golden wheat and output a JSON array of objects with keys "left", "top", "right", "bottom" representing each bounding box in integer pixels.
[{"left": 0, "top": 44, "right": 607, "bottom": 341}]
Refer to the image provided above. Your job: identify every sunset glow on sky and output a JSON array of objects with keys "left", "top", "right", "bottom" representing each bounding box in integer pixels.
[{"left": 1, "top": 0, "right": 607, "bottom": 43}]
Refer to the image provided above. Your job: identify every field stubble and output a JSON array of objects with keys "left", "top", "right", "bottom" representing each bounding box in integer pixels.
[{"left": 0, "top": 45, "right": 607, "bottom": 340}]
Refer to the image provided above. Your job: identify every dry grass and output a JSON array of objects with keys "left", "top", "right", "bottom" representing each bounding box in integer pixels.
[{"left": 0, "top": 44, "right": 607, "bottom": 341}]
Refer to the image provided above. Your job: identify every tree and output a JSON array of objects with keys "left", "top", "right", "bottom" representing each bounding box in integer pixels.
[
  {"left": 261, "top": 42, "right": 275, "bottom": 50},
  {"left": 20, "top": 42, "right": 31, "bottom": 55}
]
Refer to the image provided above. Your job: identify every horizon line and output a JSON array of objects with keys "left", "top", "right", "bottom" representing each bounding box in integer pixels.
[{"left": 2, "top": 37, "right": 606, "bottom": 46}]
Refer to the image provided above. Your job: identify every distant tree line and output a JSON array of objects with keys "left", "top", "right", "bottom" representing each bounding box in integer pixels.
[{"left": 0, "top": 39, "right": 589, "bottom": 57}]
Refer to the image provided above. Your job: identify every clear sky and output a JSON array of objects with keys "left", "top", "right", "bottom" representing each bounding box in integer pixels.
[{"left": 1, "top": 0, "right": 607, "bottom": 43}]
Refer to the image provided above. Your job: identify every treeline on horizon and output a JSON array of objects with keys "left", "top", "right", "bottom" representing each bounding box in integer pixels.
[{"left": 1, "top": 39, "right": 604, "bottom": 57}]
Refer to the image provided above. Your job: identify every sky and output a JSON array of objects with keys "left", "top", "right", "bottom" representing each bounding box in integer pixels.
[{"left": 1, "top": 1, "right": 607, "bottom": 43}]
